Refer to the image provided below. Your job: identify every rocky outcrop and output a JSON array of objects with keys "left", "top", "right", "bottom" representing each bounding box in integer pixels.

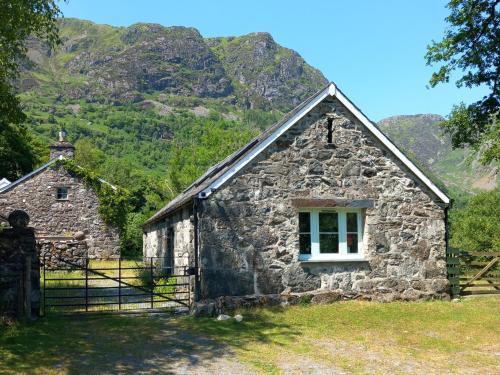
[
  {"left": 65, "top": 25, "right": 233, "bottom": 103},
  {"left": 22, "top": 18, "right": 327, "bottom": 109},
  {"left": 377, "top": 114, "right": 497, "bottom": 193},
  {"left": 207, "top": 33, "right": 327, "bottom": 109}
]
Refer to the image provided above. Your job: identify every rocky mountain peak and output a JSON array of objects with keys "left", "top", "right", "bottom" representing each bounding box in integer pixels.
[{"left": 22, "top": 18, "right": 327, "bottom": 110}]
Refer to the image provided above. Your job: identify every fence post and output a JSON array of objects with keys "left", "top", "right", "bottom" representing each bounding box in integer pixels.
[
  {"left": 85, "top": 258, "right": 89, "bottom": 312},
  {"left": 118, "top": 257, "right": 122, "bottom": 310},
  {"left": 150, "top": 257, "right": 154, "bottom": 309},
  {"left": 447, "top": 247, "right": 461, "bottom": 298}
]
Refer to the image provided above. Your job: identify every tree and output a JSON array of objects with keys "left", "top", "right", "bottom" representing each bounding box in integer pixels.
[
  {"left": 0, "top": 124, "right": 43, "bottom": 180},
  {"left": 74, "top": 139, "right": 106, "bottom": 172},
  {"left": 450, "top": 188, "right": 499, "bottom": 251},
  {"left": 0, "top": 0, "right": 62, "bottom": 177},
  {"left": 426, "top": 0, "right": 499, "bottom": 164},
  {"left": 167, "top": 121, "right": 257, "bottom": 193}
]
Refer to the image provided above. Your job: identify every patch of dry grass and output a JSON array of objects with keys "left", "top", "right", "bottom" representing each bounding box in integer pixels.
[
  {"left": 0, "top": 297, "right": 498, "bottom": 374},
  {"left": 182, "top": 297, "right": 500, "bottom": 374}
]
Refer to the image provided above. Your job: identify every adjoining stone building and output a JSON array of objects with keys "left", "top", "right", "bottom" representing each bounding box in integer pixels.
[
  {"left": 143, "top": 83, "right": 451, "bottom": 301},
  {"left": 0, "top": 133, "right": 120, "bottom": 259}
]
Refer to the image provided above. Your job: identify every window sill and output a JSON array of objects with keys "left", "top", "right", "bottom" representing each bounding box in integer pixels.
[{"left": 298, "top": 256, "right": 367, "bottom": 263}]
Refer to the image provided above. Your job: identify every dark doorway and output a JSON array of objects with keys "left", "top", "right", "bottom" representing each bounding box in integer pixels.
[{"left": 166, "top": 227, "right": 175, "bottom": 276}]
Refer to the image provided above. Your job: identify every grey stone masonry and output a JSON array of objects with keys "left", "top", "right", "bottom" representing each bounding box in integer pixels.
[
  {"left": 198, "top": 96, "right": 448, "bottom": 301},
  {"left": 0, "top": 163, "right": 120, "bottom": 258},
  {"left": 38, "top": 238, "right": 88, "bottom": 269},
  {"left": 143, "top": 205, "right": 194, "bottom": 270},
  {"left": 0, "top": 213, "right": 40, "bottom": 320}
]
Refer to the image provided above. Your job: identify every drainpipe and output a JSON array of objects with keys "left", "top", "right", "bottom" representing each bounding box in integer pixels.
[
  {"left": 444, "top": 205, "right": 450, "bottom": 255},
  {"left": 445, "top": 199, "right": 453, "bottom": 256}
]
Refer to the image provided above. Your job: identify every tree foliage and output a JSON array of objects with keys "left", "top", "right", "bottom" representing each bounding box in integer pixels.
[
  {"left": 0, "top": 0, "right": 62, "bottom": 177},
  {"left": 0, "top": 124, "right": 43, "bottom": 180},
  {"left": 450, "top": 188, "right": 499, "bottom": 251},
  {"left": 426, "top": 0, "right": 499, "bottom": 164},
  {"left": 167, "top": 120, "right": 258, "bottom": 193},
  {"left": 55, "top": 158, "right": 132, "bottom": 229}
]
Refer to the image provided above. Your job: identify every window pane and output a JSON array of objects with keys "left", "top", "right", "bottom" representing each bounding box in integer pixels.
[
  {"left": 299, "top": 234, "right": 311, "bottom": 254},
  {"left": 57, "top": 188, "right": 68, "bottom": 200},
  {"left": 347, "top": 212, "right": 357, "bottom": 232},
  {"left": 319, "top": 212, "right": 338, "bottom": 232},
  {"left": 347, "top": 233, "right": 358, "bottom": 253},
  {"left": 320, "top": 233, "right": 339, "bottom": 253},
  {"left": 299, "top": 212, "right": 310, "bottom": 233}
]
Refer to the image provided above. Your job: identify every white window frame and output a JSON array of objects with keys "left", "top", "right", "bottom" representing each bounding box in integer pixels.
[
  {"left": 298, "top": 208, "right": 364, "bottom": 262},
  {"left": 56, "top": 187, "right": 69, "bottom": 201}
]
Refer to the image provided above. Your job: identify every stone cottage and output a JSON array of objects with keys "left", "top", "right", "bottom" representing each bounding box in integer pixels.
[
  {"left": 143, "top": 83, "right": 451, "bottom": 301},
  {"left": 0, "top": 133, "right": 120, "bottom": 259}
]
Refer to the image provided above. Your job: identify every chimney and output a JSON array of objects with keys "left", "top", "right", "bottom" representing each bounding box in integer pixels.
[{"left": 49, "top": 130, "right": 75, "bottom": 159}]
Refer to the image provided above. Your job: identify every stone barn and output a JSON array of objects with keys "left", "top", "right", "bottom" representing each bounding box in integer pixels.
[
  {"left": 0, "top": 133, "right": 120, "bottom": 259},
  {"left": 143, "top": 83, "right": 451, "bottom": 301}
]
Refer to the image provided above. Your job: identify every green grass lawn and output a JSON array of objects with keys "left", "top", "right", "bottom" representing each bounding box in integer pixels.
[{"left": 1, "top": 298, "right": 499, "bottom": 374}]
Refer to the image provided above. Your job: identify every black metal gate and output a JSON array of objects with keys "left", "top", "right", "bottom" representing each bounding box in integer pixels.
[{"left": 41, "top": 257, "right": 194, "bottom": 314}]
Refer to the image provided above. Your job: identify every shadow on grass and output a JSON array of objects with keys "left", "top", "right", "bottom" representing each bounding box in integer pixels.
[{"left": 0, "top": 307, "right": 299, "bottom": 374}]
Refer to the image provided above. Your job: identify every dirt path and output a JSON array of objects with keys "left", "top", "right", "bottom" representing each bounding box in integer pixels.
[
  {"left": 64, "top": 316, "right": 348, "bottom": 375},
  {"left": 96, "top": 331, "right": 257, "bottom": 375}
]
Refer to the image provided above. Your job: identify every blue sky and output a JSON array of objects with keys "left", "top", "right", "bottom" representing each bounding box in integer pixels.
[{"left": 59, "top": 0, "right": 487, "bottom": 121}]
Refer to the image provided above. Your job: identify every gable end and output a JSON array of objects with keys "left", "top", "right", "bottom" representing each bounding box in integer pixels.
[{"left": 199, "top": 83, "right": 450, "bottom": 205}]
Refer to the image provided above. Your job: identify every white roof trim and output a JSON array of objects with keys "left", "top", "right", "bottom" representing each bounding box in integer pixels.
[{"left": 199, "top": 83, "right": 450, "bottom": 205}]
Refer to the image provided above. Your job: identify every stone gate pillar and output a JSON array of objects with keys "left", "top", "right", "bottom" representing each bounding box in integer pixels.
[{"left": 0, "top": 210, "right": 40, "bottom": 320}]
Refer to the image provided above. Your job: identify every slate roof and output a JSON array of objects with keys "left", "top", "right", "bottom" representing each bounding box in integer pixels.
[{"left": 144, "top": 82, "right": 450, "bottom": 226}]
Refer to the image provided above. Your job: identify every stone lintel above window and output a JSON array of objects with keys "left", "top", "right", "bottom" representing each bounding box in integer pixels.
[{"left": 291, "top": 198, "right": 374, "bottom": 209}]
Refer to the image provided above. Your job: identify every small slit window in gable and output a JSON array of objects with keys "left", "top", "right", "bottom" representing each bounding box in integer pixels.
[
  {"left": 56, "top": 187, "right": 68, "bottom": 200},
  {"left": 327, "top": 118, "right": 333, "bottom": 144}
]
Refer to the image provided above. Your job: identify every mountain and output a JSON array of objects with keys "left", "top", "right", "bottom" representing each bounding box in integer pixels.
[
  {"left": 378, "top": 115, "right": 497, "bottom": 194},
  {"left": 16, "top": 18, "right": 497, "bottom": 205},
  {"left": 20, "top": 18, "right": 327, "bottom": 110}
]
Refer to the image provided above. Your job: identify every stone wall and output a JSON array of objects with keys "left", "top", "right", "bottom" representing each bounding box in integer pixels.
[
  {"left": 143, "top": 205, "right": 194, "bottom": 270},
  {"left": 0, "top": 163, "right": 120, "bottom": 258},
  {"left": 198, "top": 96, "right": 448, "bottom": 301},
  {"left": 38, "top": 239, "right": 88, "bottom": 269},
  {"left": 0, "top": 225, "right": 40, "bottom": 319}
]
